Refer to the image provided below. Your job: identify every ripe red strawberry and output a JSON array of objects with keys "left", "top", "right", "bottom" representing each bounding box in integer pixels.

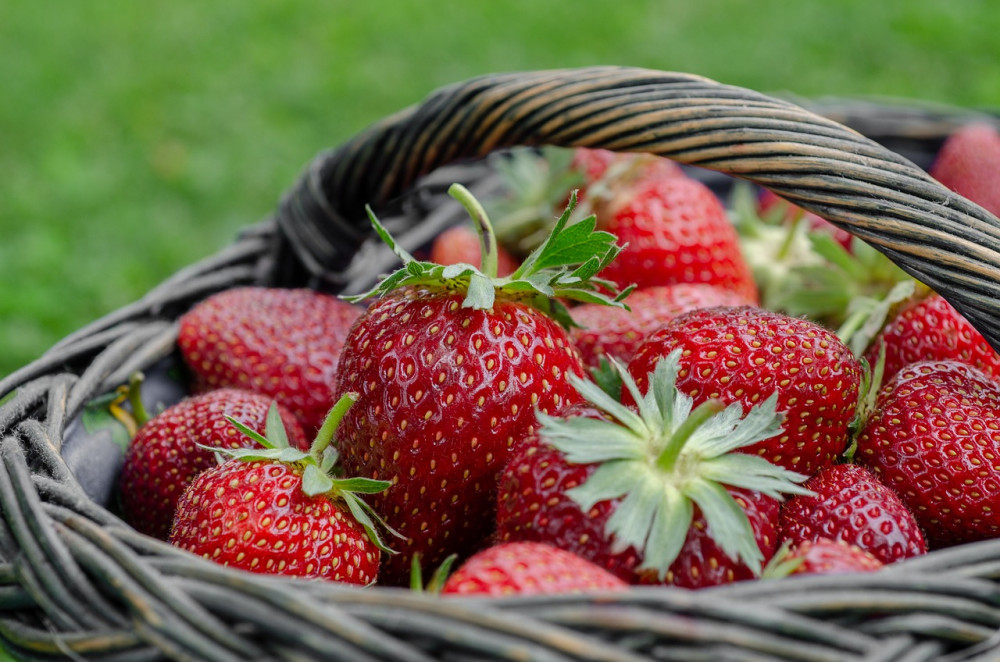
[
  {"left": 169, "top": 394, "right": 394, "bottom": 583},
  {"left": 440, "top": 541, "right": 627, "bottom": 596},
  {"left": 930, "top": 122, "right": 1000, "bottom": 218},
  {"left": 778, "top": 538, "right": 884, "bottom": 576},
  {"left": 496, "top": 352, "right": 808, "bottom": 588},
  {"left": 593, "top": 172, "right": 758, "bottom": 301},
  {"left": 854, "top": 360, "right": 1000, "bottom": 548},
  {"left": 778, "top": 463, "right": 926, "bottom": 565},
  {"left": 569, "top": 283, "right": 756, "bottom": 369},
  {"left": 335, "top": 184, "right": 628, "bottom": 584},
  {"left": 864, "top": 291, "right": 1000, "bottom": 383},
  {"left": 430, "top": 224, "right": 518, "bottom": 276},
  {"left": 118, "top": 387, "right": 308, "bottom": 540},
  {"left": 627, "top": 305, "right": 862, "bottom": 475},
  {"left": 177, "top": 287, "right": 362, "bottom": 433}
]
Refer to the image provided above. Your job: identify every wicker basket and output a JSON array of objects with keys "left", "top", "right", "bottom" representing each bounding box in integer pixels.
[{"left": 2, "top": 66, "right": 1000, "bottom": 662}]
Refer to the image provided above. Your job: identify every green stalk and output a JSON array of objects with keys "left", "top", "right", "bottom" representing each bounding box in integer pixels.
[
  {"left": 449, "top": 183, "right": 498, "bottom": 279},
  {"left": 655, "top": 399, "right": 725, "bottom": 471},
  {"left": 126, "top": 372, "right": 150, "bottom": 427},
  {"left": 311, "top": 392, "right": 358, "bottom": 457}
]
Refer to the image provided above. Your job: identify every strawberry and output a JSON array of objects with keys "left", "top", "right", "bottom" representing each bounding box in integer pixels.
[
  {"left": 854, "top": 360, "right": 1000, "bottom": 549},
  {"left": 118, "top": 387, "right": 308, "bottom": 540},
  {"left": 484, "top": 147, "right": 683, "bottom": 258},
  {"left": 169, "top": 394, "right": 395, "bottom": 583},
  {"left": 569, "top": 283, "right": 755, "bottom": 370},
  {"left": 864, "top": 290, "right": 1000, "bottom": 383},
  {"left": 177, "top": 287, "right": 362, "bottom": 433},
  {"left": 626, "top": 305, "right": 862, "bottom": 475},
  {"left": 429, "top": 224, "right": 518, "bottom": 276},
  {"left": 592, "top": 171, "right": 758, "bottom": 301},
  {"left": 440, "top": 541, "right": 627, "bottom": 596},
  {"left": 496, "top": 351, "right": 809, "bottom": 588},
  {"left": 778, "top": 463, "right": 926, "bottom": 565},
  {"left": 769, "top": 538, "right": 884, "bottom": 576},
  {"left": 334, "top": 185, "right": 628, "bottom": 584},
  {"left": 930, "top": 122, "right": 1000, "bottom": 218}
]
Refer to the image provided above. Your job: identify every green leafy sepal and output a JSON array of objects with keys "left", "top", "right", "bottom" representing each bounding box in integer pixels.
[{"left": 539, "top": 352, "right": 812, "bottom": 579}]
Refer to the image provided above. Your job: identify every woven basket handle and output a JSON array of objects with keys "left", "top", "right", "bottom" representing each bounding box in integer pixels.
[{"left": 275, "top": 66, "right": 1000, "bottom": 350}]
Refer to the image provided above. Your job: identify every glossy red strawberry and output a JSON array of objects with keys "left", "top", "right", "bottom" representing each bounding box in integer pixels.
[
  {"left": 441, "top": 541, "right": 627, "bottom": 596},
  {"left": 778, "top": 463, "right": 926, "bottom": 565},
  {"left": 169, "top": 395, "right": 393, "bottom": 583},
  {"left": 335, "top": 185, "right": 628, "bottom": 584},
  {"left": 930, "top": 122, "right": 1000, "bottom": 218},
  {"left": 497, "top": 352, "right": 808, "bottom": 588},
  {"left": 569, "top": 283, "right": 755, "bottom": 369},
  {"left": 119, "top": 387, "right": 308, "bottom": 540},
  {"left": 864, "top": 291, "right": 1000, "bottom": 383},
  {"left": 627, "top": 305, "right": 862, "bottom": 475},
  {"left": 177, "top": 287, "right": 362, "bottom": 433},
  {"left": 782, "top": 538, "right": 884, "bottom": 576},
  {"left": 594, "top": 172, "right": 758, "bottom": 301},
  {"left": 855, "top": 360, "right": 1000, "bottom": 548}
]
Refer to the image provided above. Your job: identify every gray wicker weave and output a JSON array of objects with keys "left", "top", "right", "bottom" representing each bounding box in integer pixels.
[{"left": 1, "top": 67, "right": 1000, "bottom": 662}]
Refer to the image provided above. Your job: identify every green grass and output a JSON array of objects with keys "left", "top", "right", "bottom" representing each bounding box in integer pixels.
[
  {"left": 3, "top": 1, "right": 1000, "bottom": 379},
  {"left": 1, "top": 1, "right": 1000, "bottom": 656}
]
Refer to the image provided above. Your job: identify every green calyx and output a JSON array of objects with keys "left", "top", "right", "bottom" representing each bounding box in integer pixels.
[
  {"left": 538, "top": 351, "right": 812, "bottom": 579},
  {"left": 409, "top": 553, "right": 458, "bottom": 594},
  {"left": 344, "top": 183, "right": 631, "bottom": 329},
  {"left": 218, "top": 393, "right": 399, "bottom": 554},
  {"left": 730, "top": 182, "right": 916, "bottom": 354}
]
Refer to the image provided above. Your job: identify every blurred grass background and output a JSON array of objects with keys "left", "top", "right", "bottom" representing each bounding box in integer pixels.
[{"left": 2, "top": 0, "right": 1000, "bottom": 381}]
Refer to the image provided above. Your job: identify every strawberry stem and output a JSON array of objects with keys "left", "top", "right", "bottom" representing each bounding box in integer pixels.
[
  {"left": 311, "top": 392, "right": 358, "bottom": 458},
  {"left": 449, "top": 183, "right": 499, "bottom": 279},
  {"left": 126, "top": 372, "right": 150, "bottom": 427},
  {"left": 655, "top": 399, "right": 725, "bottom": 471}
]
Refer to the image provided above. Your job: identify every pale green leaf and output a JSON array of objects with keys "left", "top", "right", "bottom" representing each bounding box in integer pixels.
[
  {"left": 565, "top": 460, "right": 643, "bottom": 511},
  {"left": 637, "top": 488, "right": 693, "bottom": 579},
  {"left": 564, "top": 372, "right": 647, "bottom": 434},
  {"left": 331, "top": 477, "right": 393, "bottom": 494},
  {"left": 463, "top": 272, "right": 496, "bottom": 310},
  {"left": 301, "top": 463, "right": 335, "bottom": 496},
  {"left": 225, "top": 415, "right": 272, "bottom": 449},
  {"left": 538, "top": 413, "right": 647, "bottom": 465},
  {"left": 701, "top": 454, "right": 812, "bottom": 499},
  {"left": 264, "top": 402, "right": 289, "bottom": 450},
  {"left": 687, "top": 392, "right": 783, "bottom": 458},
  {"left": 603, "top": 475, "right": 661, "bottom": 555},
  {"left": 687, "top": 479, "right": 764, "bottom": 575}
]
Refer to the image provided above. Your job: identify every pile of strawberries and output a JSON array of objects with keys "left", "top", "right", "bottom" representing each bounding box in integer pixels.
[{"left": 114, "top": 120, "right": 1000, "bottom": 595}]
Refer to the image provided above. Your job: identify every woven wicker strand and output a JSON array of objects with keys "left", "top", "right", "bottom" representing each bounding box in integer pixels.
[{"left": 2, "top": 67, "right": 1000, "bottom": 661}]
